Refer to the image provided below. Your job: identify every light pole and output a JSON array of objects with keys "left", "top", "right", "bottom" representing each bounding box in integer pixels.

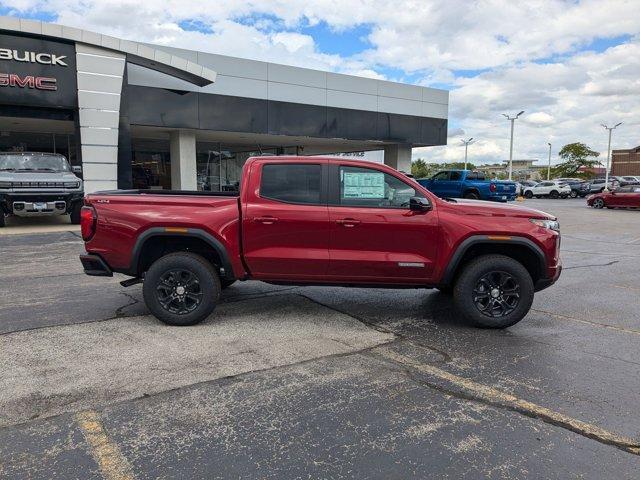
[
  {"left": 461, "top": 138, "right": 474, "bottom": 170},
  {"left": 502, "top": 111, "right": 524, "bottom": 180},
  {"left": 547, "top": 142, "right": 552, "bottom": 180},
  {"left": 601, "top": 122, "right": 622, "bottom": 192}
]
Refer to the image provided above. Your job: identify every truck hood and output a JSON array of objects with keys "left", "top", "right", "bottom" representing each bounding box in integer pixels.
[
  {"left": 0, "top": 171, "right": 81, "bottom": 182},
  {"left": 442, "top": 198, "right": 555, "bottom": 219}
]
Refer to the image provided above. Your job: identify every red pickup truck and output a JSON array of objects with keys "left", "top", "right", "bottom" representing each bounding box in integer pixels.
[{"left": 79, "top": 156, "right": 561, "bottom": 329}]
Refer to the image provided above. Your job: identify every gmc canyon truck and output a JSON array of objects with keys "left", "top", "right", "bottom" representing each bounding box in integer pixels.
[
  {"left": 418, "top": 170, "right": 517, "bottom": 202},
  {"left": 0, "top": 152, "right": 84, "bottom": 227},
  {"left": 79, "top": 156, "right": 561, "bottom": 329}
]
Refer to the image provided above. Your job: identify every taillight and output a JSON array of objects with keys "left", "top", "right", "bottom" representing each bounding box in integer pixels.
[
  {"left": 489, "top": 183, "right": 497, "bottom": 192},
  {"left": 80, "top": 206, "right": 97, "bottom": 241}
]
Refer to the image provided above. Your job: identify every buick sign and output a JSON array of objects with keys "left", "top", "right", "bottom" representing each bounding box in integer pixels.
[
  {"left": 0, "top": 33, "right": 77, "bottom": 108},
  {"left": 0, "top": 48, "right": 68, "bottom": 66}
]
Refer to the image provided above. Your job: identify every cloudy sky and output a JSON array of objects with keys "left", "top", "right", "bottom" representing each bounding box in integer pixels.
[{"left": 2, "top": 0, "right": 639, "bottom": 166}]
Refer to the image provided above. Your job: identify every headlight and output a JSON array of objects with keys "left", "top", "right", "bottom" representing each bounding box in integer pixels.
[
  {"left": 64, "top": 181, "right": 80, "bottom": 188},
  {"left": 530, "top": 218, "right": 560, "bottom": 232}
]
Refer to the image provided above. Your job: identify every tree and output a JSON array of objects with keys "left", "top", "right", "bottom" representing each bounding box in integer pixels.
[
  {"left": 551, "top": 143, "right": 600, "bottom": 178},
  {"left": 411, "top": 158, "right": 431, "bottom": 178}
]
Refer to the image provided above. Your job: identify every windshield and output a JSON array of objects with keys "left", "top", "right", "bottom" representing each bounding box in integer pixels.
[{"left": 0, "top": 154, "right": 71, "bottom": 172}]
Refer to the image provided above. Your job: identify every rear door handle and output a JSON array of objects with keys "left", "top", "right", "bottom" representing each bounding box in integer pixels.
[
  {"left": 336, "top": 218, "right": 360, "bottom": 227},
  {"left": 254, "top": 216, "right": 279, "bottom": 224}
]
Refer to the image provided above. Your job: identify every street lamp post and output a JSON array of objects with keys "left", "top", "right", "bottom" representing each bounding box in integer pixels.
[
  {"left": 547, "top": 142, "right": 552, "bottom": 180},
  {"left": 461, "top": 138, "right": 474, "bottom": 170},
  {"left": 502, "top": 111, "right": 524, "bottom": 180},
  {"left": 601, "top": 122, "right": 622, "bottom": 192}
]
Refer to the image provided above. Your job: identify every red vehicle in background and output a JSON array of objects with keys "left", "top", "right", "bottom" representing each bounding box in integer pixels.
[
  {"left": 79, "top": 156, "right": 562, "bottom": 329},
  {"left": 587, "top": 185, "right": 640, "bottom": 209}
]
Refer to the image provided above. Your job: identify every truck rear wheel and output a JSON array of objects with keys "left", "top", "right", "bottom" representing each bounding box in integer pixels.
[
  {"left": 463, "top": 191, "right": 479, "bottom": 200},
  {"left": 143, "top": 252, "right": 221, "bottom": 326},
  {"left": 453, "top": 254, "right": 534, "bottom": 328}
]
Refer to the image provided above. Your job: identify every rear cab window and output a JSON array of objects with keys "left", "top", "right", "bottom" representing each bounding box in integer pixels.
[{"left": 260, "top": 163, "right": 322, "bottom": 204}]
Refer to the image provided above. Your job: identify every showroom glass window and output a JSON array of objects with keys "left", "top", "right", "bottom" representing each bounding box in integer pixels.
[
  {"left": 260, "top": 164, "right": 321, "bottom": 204},
  {"left": 338, "top": 166, "right": 423, "bottom": 208}
]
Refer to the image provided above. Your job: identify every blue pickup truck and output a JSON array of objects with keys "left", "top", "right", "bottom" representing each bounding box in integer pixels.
[{"left": 417, "top": 170, "right": 517, "bottom": 202}]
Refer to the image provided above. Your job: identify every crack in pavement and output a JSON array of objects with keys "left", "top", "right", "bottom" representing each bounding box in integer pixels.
[
  {"left": 563, "top": 260, "right": 619, "bottom": 270},
  {"left": 296, "top": 292, "right": 453, "bottom": 363},
  {"left": 531, "top": 308, "right": 640, "bottom": 336},
  {"left": 371, "top": 346, "right": 640, "bottom": 457}
]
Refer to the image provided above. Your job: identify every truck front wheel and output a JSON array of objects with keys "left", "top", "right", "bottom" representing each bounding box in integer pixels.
[
  {"left": 143, "top": 252, "right": 221, "bottom": 326},
  {"left": 70, "top": 202, "right": 82, "bottom": 224},
  {"left": 453, "top": 254, "right": 534, "bottom": 328}
]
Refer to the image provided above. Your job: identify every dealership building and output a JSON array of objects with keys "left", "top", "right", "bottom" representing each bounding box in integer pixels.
[{"left": 0, "top": 16, "right": 448, "bottom": 194}]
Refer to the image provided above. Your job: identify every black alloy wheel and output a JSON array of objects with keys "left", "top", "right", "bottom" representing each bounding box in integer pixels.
[
  {"left": 472, "top": 271, "right": 520, "bottom": 318},
  {"left": 143, "top": 252, "right": 221, "bottom": 326},
  {"left": 549, "top": 190, "right": 559, "bottom": 199},
  {"left": 524, "top": 190, "right": 533, "bottom": 198},
  {"left": 570, "top": 190, "right": 578, "bottom": 198},
  {"left": 453, "top": 254, "right": 534, "bottom": 328},
  {"left": 156, "top": 269, "right": 203, "bottom": 315}
]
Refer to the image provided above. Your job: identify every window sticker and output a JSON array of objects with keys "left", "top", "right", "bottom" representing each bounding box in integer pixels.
[{"left": 342, "top": 171, "right": 385, "bottom": 199}]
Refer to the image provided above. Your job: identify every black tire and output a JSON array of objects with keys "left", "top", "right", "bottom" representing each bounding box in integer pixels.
[
  {"left": 221, "top": 278, "right": 236, "bottom": 289},
  {"left": 593, "top": 198, "right": 605, "bottom": 209},
  {"left": 463, "top": 191, "right": 480, "bottom": 200},
  {"left": 453, "top": 254, "right": 534, "bottom": 329},
  {"left": 524, "top": 190, "right": 533, "bottom": 199},
  {"left": 569, "top": 190, "right": 578, "bottom": 198},
  {"left": 70, "top": 202, "right": 82, "bottom": 224},
  {"left": 549, "top": 190, "right": 559, "bottom": 199},
  {"left": 143, "top": 252, "right": 220, "bottom": 326}
]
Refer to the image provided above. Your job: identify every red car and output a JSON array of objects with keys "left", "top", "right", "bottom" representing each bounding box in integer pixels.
[
  {"left": 79, "top": 156, "right": 561, "bottom": 329},
  {"left": 587, "top": 186, "right": 640, "bottom": 209}
]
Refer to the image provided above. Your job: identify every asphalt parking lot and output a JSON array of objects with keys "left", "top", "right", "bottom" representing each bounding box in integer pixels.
[{"left": 1, "top": 198, "right": 639, "bottom": 479}]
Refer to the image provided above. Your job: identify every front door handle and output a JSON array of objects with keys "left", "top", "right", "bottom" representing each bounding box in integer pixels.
[
  {"left": 254, "top": 216, "right": 279, "bottom": 224},
  {"left": 336, "top": 218, "right": 361, "bottom": 227}
]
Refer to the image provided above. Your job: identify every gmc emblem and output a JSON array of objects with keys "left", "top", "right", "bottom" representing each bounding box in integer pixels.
[
  {"left": 0, "top": 73, "right": 57, "bottom": 91},
  {"left": 0, "top": 48, "right": 68, "bottom": 66}
]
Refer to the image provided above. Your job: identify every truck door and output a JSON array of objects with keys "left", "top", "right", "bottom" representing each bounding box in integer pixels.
[
  {"left": 242, "top": 160, "right": 330, "bottom": 279},
  {"left": 327, "top": 164, "right": 439, "bottom": 283}
]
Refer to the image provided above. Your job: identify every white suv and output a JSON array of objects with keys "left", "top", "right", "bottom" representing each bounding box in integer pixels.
[{"left": 523, "top": 181, "right": 571, "bottom": 199}]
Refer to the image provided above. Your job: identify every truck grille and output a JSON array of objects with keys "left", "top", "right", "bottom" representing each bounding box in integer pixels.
[{"left": 8, "top": 181, "right": 78, "bottom": 189}]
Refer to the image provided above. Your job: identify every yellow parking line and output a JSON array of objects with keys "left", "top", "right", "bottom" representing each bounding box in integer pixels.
[
  {"left": 377, "top": 348, "right": 640, "bottom": 455},
  {"left": 76, "top": 410, "right": 135, "bottom": 480}
]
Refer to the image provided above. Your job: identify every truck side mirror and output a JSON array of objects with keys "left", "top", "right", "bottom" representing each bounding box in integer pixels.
[
  {"left": 72, "top": 165, "right": 82, "bottom": 174},
  {"left": 409, "top": 196, "right": 432, "bottom": 212}
]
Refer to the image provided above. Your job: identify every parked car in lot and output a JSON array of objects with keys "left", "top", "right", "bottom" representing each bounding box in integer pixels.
[
  {"left": 589, "top": 178, "right": 619, "bottom": 193},
  {"left": 618, "top": 176, "right": 640, "bottom": 186},
  {"left": 587, "top": 185, "right": 640, "bottom": 209},
  {"left": 555, "top": 178, "right": 591, "bottom": 198},
  {"left": 0, "top": 152, "right": 84, "bottom": 227},
  {"left": 523, "top": 180, "right": 572, "bottom": 199},
  {"left": 80, "top": 156, "right": 561, "bottom": 329},
  {"left": 417, "top": 170, "right": 517, "bottom": 202}
]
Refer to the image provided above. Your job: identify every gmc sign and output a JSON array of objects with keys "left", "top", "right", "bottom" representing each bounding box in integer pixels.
[{"left": 0, "top": 73, "right": 58, "bottom": 90}]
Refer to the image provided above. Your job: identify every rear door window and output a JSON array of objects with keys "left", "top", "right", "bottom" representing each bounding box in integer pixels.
[{"left": 260, "top": 164, "right": 322, "bottom": 204}]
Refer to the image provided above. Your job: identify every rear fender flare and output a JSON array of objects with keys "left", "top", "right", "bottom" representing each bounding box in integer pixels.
[{"left": 129, "top": 227, "right": 234, "bottom": 279}]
